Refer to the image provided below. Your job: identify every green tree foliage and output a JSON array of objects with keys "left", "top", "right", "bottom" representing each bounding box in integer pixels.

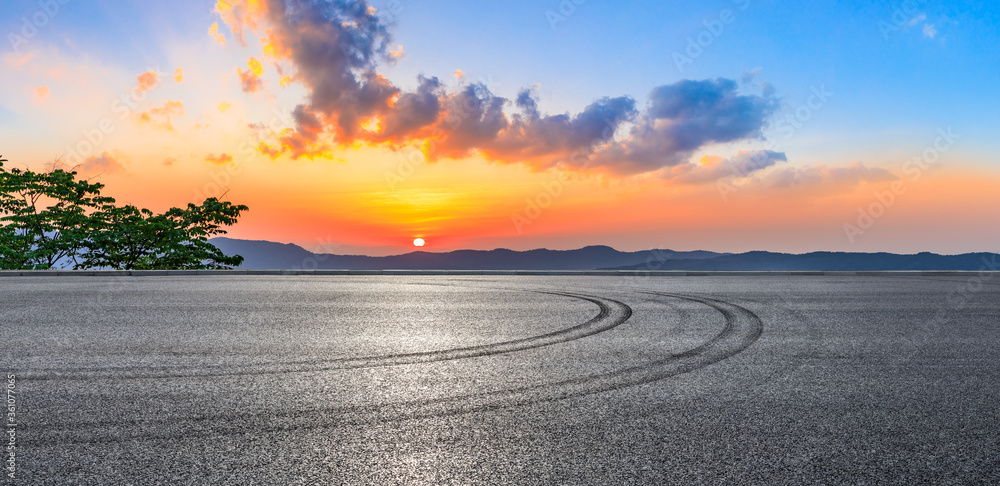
[
  {"left": 80, "top": 200, "right": 247, "bottom": 270},
  {"left": 0, "top": 157, "right": 113, "bottom": 269},
  {"left": 0, "top": 155, "right": 247, "bottom": 270}
]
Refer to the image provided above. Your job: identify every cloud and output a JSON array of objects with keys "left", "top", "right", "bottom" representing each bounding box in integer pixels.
[
  {"left": 922, "top": 23, "right": 938, "bottom": 39},
  {"left": 151, "top": 100, "right": 184, "bottom": 117},
  {"left": 209, "top": 21, "right": 226, "bottom": 45},
  {"left": 759, "top": 162, "right": 896, "bottom": 189},
  {"left": 665, "top": 150, "right": 788, "bottom": 184},
  {"left": 366, "top": 75, "right": 442, "bottom": 142},
  {"left": 741, "top": 67, "right": 761, "bottom": 85},
  {"left": 34, "top": 85, "right": 50, "bottom": 101},
  {"left": 138, "top": 100, "right": 185, "bottom": 130},
  {"left": 586, "top": 79, "right": 779, "bottom": 174},
  {"left": 78, "top": 152, "right": 125, "bottom": 176},
  {"left": 205, "top": 153, "right": 234, "bottom": 165},
  {"left": 218, "top": 101, "right": 232, "bottom": 112},
  {"left": 237, "top": 57, "right": 264, "bottom": 93},
  {"left": 162, "top": 157, "right": 177, "bottom": 166},
  {"left": 215, "top": 0, "right": 781, "bottom": 176},
  {"left": 214, "top": 1, "right": 258, "bottom": 46},
  {"left": 4, "top": 53, "right": 34, "bottom": 67},
  {"left": 907, "top": 13, "right": 927, "bottom": 27},
  {"left": 468, "top": 88, "right": 637, "bottom": 169},
  {"left": 215, "top": 0, "right": 399, "bottom": 143},
  {"left": 134, "top": 70, "right": 160, "bottom": 93},
  {"left": 388, "top": 44, "right": 405, "bottom": 61},
  {"left": 173, "top": 68, "right": 184, "bottom": 84},
  {"left": 257, "top": 105, "right": 334, "bottom": 160}
]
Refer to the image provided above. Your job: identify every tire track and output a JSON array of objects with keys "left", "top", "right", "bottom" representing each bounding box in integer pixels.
[
  {"left": 31, "top": 292, "right": 762, "bottom": 445},
  {"left": 22, "top": 290, "right": 631, "bottom": 381}
]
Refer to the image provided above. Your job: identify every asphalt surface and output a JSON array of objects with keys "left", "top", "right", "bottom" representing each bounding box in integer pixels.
[{"left": 1, "top": 275, "right": 998, "bottom": 485}]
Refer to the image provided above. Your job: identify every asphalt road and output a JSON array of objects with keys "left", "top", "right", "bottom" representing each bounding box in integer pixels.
[{"left": 1, "top": 275, "right": 998, "bottom": 485}]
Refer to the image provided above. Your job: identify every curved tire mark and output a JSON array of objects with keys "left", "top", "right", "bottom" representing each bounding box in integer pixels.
[
  {"left": 27, "top": 290, "right": 632, "bottom": 380},
  {"left": 36, "top": 292, "right": 761, "bottom": 445}
]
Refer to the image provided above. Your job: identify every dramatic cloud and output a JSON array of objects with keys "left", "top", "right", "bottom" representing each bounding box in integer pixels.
[
  {"left": 425, "top": 83, "right": 510, "bottom": 158},
  {"left": 134, "top": 70, "right": 159, "bottom": 93},
  {"left": 205, "top": 153, "right": 234, "bottom": 165},
  {"left": 471, "top": 90, "right": 637, "bottom": 169},
  {"left": 665, "top": 150, "right": 788, "bottom": 184},
  {"left": 223, "top": 0, "right": 399, "bottom": 139},
  {"left": 367, "top": 75, "right": 443, "bottom": 143},
  {"left": 258, "top": 105, "right": 333, "bottom": 160},
  {"left": 587, "top": 79, "right": 779, "bottom": 174},
  {"left": 215, "top": 0, "right": 779, "bottom": 175}
]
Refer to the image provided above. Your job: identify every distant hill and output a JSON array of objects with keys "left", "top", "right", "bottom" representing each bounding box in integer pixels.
[
  {"left": 208, "top": 238, "right": 998, "bottom": 271},
  {"left": 208, "top": 238, "right": 724, "bottom": 270},
  {"left": 600, "top": 251, "right": 1000, "bottom": 271}
]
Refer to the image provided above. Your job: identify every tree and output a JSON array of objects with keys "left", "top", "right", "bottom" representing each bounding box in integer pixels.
[
  {"left": 0, "top": 155, "right": 247, "bottom": 270},
  {"left": 0, "top": 157, "right": 113, "bottom": 269},
  {"left": 80, "top": 199, "right": 248, "bottom": 270}
]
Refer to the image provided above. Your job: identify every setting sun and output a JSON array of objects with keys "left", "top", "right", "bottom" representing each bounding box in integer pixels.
[{"left": 413, "top": 238, "right": 425, "bottom": 247}]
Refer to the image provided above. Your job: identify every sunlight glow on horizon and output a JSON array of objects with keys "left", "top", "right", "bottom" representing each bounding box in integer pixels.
[{"left": 1, "top": 1, "right": 997, "bottom": 254}]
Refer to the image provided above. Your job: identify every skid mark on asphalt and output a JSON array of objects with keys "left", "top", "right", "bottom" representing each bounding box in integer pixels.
[
  {"left": 33, "top": 293, "right": 762, "bottom": 445},
  {"left": 24, "top": 290, "right": 631, "bottom": 380}
]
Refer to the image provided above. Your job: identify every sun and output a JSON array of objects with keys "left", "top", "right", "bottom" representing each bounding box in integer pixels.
[{"left": 413, "top": 238, "right": 425, "bottom": 247}]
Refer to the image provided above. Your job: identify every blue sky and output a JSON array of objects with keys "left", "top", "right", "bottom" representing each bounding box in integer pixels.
[
  {"left": 376, "top": 0, "right": 999, "bottom": 160},
  {"left": 1, "top": 0, "right": 998, "bottom": 253},
  {"left": 7, "top": 0, "right": 996, "bottom": 162}
]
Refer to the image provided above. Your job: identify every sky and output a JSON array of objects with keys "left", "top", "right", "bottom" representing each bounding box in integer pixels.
[{"left": 2, "top": 0, "right": 998, "bottom": 255}]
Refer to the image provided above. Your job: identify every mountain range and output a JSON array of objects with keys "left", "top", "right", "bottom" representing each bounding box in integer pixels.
[{"left": 209, "top": 238, "right": 999, "bottom": 271}]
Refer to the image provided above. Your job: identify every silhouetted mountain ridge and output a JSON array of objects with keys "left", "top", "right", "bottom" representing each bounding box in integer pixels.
[
  {"left": 208, "top": 238, "right": 725, "bottom": 270},
  {"left": 209, "top": 238, "right": 998, "bottom": 271},
  {"left": 601, "top": 250, "right": 999, "bottom": 271}
]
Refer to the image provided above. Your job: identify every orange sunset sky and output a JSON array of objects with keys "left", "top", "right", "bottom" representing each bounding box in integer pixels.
[{"left": 2, "top": 0, "right": 998, "bottom": 255}]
